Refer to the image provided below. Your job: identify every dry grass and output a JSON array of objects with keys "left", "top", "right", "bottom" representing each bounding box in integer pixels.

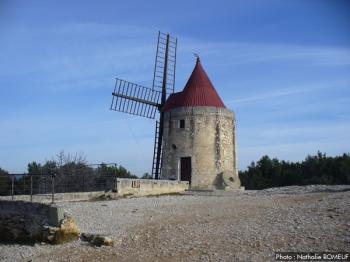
[{"left": 54, "top": 217, "right": 80, "bottom": 244}]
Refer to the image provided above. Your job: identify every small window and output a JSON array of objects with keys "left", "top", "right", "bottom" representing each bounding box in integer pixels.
[{"left": 179, "top": 119, "right": 185, "bottom": 128}]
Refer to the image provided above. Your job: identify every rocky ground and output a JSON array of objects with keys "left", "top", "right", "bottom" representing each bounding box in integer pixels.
[{"left": 0, "top": 185, "right": 349, "bottom": 262}]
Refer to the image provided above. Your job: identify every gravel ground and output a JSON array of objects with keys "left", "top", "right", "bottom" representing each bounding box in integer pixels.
[{"left": 1, "top": 185, "right": 349, "bottom": 262}]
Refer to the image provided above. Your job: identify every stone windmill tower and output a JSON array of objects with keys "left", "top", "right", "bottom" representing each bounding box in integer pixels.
[{"left": 160, "top": 57, "right": 241, "bottom": 190}]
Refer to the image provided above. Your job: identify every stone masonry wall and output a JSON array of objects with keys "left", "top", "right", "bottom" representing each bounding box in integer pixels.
[
  {"left": 161, "top": 106, "right": 241, "bottom": 190},
  {"left": 0, "top": 201, "right": 65, "bottom": 243}
]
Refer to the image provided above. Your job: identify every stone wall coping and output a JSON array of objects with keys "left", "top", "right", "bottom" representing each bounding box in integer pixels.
[{"left": 116, "top": 178, "right": 189, "bottom": 185}]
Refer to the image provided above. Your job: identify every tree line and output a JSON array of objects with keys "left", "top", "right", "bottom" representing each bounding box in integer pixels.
[{"left": 239, "top": 152, "right": 350, "bottom": 190}]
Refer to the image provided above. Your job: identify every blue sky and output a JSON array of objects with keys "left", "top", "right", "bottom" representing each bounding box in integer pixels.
[{"left": 0, "top": 0, "right": 349, "bottom": 175}]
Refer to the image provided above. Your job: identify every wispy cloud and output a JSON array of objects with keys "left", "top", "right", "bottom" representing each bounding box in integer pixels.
[
  {"left": 0, "top": 23, "right": 156, "bottom": 88},
  {"left": 238, "top": 122, "right": 350, "bottom": 145},
  {"left": 1, "top": 22, "right": 349, "bottom": 95},
  {"left": 224, "top": 81, "right": 348, "bottom": 105},
  {"left": 180, "top": 38, "right": 350, "bottom": 67}
]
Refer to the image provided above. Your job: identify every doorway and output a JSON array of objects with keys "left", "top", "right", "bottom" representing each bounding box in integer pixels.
[{"left": 180, "top": 157, "right": 191, "bottom": 184}]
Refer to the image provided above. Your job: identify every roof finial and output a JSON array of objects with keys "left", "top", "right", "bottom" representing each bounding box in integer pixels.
[{"left": 193, "top": 53, "right": 200, "bottom": 63}]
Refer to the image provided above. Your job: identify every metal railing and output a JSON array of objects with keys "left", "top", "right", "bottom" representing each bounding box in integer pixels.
[{"left": 0, "top": 163, "right": 120, "bottom": 203}]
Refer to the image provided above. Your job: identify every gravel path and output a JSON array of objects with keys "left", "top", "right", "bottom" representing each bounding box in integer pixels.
[{"left": 1, "top": 185, "right": 349, "bottom": 262}]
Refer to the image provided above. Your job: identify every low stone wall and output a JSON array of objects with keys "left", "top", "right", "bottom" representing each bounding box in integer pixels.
[
  {"left": 0, "top": 191, "right": 106, "bottom": 203},
  {"left": 0, "top": 201, "right": 65, "bottom": 243},
  {"left": 0, "top": 179, "right": 189, "bottom": 203},
  {"left": 116, "top": 178, "right": 189, "bottom": 197}
]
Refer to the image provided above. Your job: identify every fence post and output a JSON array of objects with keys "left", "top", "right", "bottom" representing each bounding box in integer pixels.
[
  {"left": 82, "top": 172, "right": 85, "bottom": 192},
  {"left": 51, "top": 174, "right": 56, "bottom": 204},
  {"left": 11, "top": 176, "right": 14, "bottom": 200},
  {"left": 40, "top": 166, "right": 43, "bottom": 194},
  {"left": 30, "top": 174, "right": 33, "bottom": 202},
  {"left": 114, "top": 163, "right": 118, "bottom": 192}
]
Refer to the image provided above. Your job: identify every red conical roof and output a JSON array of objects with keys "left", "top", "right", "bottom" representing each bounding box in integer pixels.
[{"left": 162, "top": 58, "right": 226, "bottom": 112}]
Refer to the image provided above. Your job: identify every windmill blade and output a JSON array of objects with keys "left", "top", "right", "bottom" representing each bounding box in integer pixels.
[
  {"left": 110, "top": 78, "right": 161, "bottom": 119},
  {"left": 150, "top": 32, "right": 177, "bottom": 179},
  {"left": 152, "top": 31, "right": 177, "bottom": 98}
]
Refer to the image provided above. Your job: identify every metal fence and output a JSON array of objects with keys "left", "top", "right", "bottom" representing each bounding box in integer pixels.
[{"left": 0, "top": 163, "right": 119, "bottom": 203}]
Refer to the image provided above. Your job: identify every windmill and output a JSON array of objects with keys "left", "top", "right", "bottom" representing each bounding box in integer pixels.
[{"left": 110, "top": 32, "right": 177, "bottom": 180}]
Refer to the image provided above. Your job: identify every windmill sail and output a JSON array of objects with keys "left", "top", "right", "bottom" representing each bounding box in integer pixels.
[
  {"left": 151, "top": 32, "right": 177, "bottom": 179},
  {"left": 110, "top": 78, "right": 162, "bottom": 119},
  {"left": 152, "top": 32, "right": 177, "bottom": 98}
]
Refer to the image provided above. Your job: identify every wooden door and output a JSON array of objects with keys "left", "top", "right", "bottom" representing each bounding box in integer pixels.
[{"left": 180, "top": 157, "right": 191, "bottom": 184}]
